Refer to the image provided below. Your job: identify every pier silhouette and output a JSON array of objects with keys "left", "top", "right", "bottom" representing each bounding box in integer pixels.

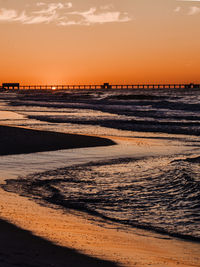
[{"left": 0, "top": 82, "right": 200, "bottom": 91}]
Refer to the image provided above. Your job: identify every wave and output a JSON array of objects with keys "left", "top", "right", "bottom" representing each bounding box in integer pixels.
[
  {"left": 7, "top": 88, "right": 200, "bottom": 137},
  {"left": 26, "top": 114, "right": 200, "bottom": 136},
  {"left": 2, "top": 156, "right": 200, "bottom": 241}
]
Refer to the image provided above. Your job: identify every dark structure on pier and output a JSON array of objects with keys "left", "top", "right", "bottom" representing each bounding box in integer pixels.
[
  {"left": 1, "top": 82, "right": 200, "bottom": 91},
  {"left": 185, "top": 83, "right": 199, "bottom": 89},
  {"left": 2, "top": 83, "right": 20, "bottom": 90},
  {"left": 101, "top": 83, "right": 111, "bottom": 89}
]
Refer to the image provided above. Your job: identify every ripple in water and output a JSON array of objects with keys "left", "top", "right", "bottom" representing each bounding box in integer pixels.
[{"left": 3, "top": 155, "right": 200, "bottom": 241}]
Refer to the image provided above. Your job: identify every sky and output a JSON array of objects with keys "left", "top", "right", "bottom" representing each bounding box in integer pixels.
[{"left": 0, "top": 0, "right": 200, "bottom": 85}]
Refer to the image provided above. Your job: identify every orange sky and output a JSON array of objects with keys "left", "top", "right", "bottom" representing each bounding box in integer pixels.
[{"left": 0, "top": 0, "right": 200, "bottom": 85}]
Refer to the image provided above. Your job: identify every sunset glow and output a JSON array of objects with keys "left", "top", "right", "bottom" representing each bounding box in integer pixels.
[{"left": 0, "top": 0, "right": 200, "bottom": 84}]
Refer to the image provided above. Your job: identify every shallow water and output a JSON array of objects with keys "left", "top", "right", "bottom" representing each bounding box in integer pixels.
[
  {"left": 0, "top": 89, "right": 200, "bottom": 240},
  {"left": 3, "top": 88, "right": 200, "bottom": 136},
  {"left": 5, "top": 155, "right": 200, "bottom": 240}
]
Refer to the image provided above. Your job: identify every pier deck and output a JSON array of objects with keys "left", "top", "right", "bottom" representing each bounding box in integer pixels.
[{"left": 1, "top": 83, "right": 200, "bottom": 91}]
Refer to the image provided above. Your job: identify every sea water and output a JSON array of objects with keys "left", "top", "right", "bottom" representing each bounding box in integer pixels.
[{"left": 0, "top": 88, "right": 200, "bottom": 240}]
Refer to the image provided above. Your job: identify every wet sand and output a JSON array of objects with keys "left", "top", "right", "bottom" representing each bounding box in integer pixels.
[
  {"left": 0, "top": 125, "right": 200, "bottom": 266},
  {"left": 0, "top": 124, "right": 118, "bottom": 266},
  {"left": 0, "top": 125, "right": 115, "bottom": 155},
  {"left": 1, "top": 180, "right": 200, "bottom": 267}
]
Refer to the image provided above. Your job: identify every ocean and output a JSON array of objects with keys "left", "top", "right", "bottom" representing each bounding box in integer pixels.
[{"left": 0, "top": 88, "right": 200, "bottom": 241}]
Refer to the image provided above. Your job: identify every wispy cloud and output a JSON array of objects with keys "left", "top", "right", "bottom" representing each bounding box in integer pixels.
[
  {"left": 174, "top": 6, "right": 181, "bottom": 12},
  {"left": 188, "top": 6, "right": 200, "bottom": 14},
  {"left": 34, "top": 3, "right": 64, "bottom": 15},
  {"left": 175, "top": 0, "right": 200, "bottom": 15},
  {"left": 65, "top": 7, "right": 131, "bottom": 26},
  {"left": 0, "top": 2, "right": 131, "bottom": 26},
  {"left": 0, "top": 8, "right": 17, "bottom": 21}
]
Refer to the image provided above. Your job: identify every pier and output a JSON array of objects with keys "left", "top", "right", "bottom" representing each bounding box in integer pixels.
[{"left": 0, "top": 82, "right": 200, "bottom": 91}]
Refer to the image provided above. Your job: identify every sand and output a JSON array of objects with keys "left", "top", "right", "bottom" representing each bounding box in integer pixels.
[
  {"left": 0, "top": 125, "right": 200, "bottom": 267},
  {"left": 0, "top": 125, "right": 117, "bottom": 266},
  {"left": 1, "top": 185, "right": 200, "bottom": 267},
  {"left": 0, "top": 217, "right": 119, "bottom": 267},
  {"left": 0, "top": 125, "right": 115, "bottom": 155},
  {"left": 0, "top": 218, "right": 117, "bottom": 267}
]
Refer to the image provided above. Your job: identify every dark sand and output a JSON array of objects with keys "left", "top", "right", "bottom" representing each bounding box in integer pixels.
[
  {"left": 0, "top": 219, "right": 117, "bottom": 267},
  {"left": 0, "top": 125, "right": 115, "bottom": 155}
]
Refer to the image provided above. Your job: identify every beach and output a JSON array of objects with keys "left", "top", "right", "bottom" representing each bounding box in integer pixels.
[
  {"left": 1, "top": 177, "right": 200, "bottom": 267},
  {"left": 0, "top": 125, "right": 118, "bottom": 267},
  {"left": 0, "top": 90, "right": 200, "bottom": 266},
  {"left": 0, "top": 125, "right": 199, "bottom": 267},
  {"left": 1, "top": 0, "right": 200, "bottom": 265}
]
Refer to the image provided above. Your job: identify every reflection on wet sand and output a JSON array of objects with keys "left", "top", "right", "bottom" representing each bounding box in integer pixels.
[{"left": 1, "top": 186, "right": 200, "bottom": 267}]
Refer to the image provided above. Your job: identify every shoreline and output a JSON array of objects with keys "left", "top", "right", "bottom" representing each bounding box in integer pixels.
[
  {"left": 0, "top": 124, "right": 119, "bottom": 266},
  {"left": 0, "top": 124, "right": 200, "bottom": 266},
  {"left": 1, "top": 184, "right": 200, "bottom": 267}
]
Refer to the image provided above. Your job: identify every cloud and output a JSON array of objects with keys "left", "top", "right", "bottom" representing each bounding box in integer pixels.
[
  {"left": 58, "top": 20, "right": 81, "bottom": 26},
  {"left": 0, "top": 8, "right": 17, "bottom": 21},
  {"left": 66, "top": 7, "right": 131, "bottom": 25},
  {"left": 14, "top": 11, "right": 29, "bottom": 23},
  {"left": 174, "top": 6, "right": 181, "bottom": 12},
  {"left": 0, "top": 2, "right": 71, "bottom": 24},
  {"left": 0, "top": 3, "right": 131, "bottom": 26},
  {"left": 175, "top": 0, "right": 200, "bottom": 15},
  {"left": 24, "top": 14, "right": 57, "bottom": 24},
  {"left": 188, "top": 6, "right": 200, "bottom": 14},
  {"left": 33, "top": 3, "right": 64, "bottom": 15}
]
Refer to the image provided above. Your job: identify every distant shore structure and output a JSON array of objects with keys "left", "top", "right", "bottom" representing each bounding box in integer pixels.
[
  {"left": 0, "top": 82, "right": 200, "bottom": 91},
  {"left": 2, "top": 83, "right": 20, "bottom": 90}
]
